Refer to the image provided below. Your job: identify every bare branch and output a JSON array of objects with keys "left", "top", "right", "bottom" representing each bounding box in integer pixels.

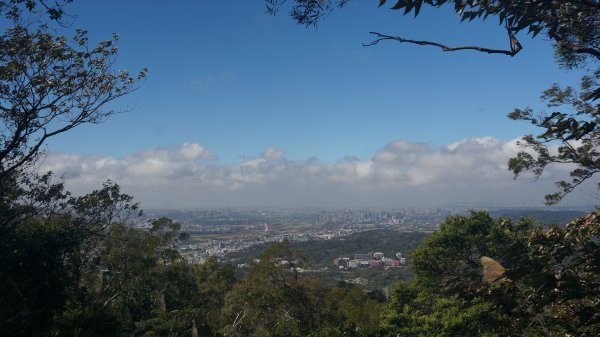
[
  {"left": 232, "top": 309, "right": 246, "bottom": 328},
  {"left": 363, "top": 30, "right": 523, "bottom": 57},
  {"left": 101, "top": 290, "right": 124, "bottom": 309}
]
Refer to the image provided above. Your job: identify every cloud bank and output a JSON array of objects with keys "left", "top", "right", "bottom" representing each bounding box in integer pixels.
[{"left": 41, "top": 138, "right": 590, "bottom": 208}]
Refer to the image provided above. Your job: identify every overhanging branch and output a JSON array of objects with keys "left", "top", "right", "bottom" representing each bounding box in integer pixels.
[
  {"left": 363, "top": 30, "right": 523, "bottom": 57},
  {"left": 570, "top": 46, "right": 600, "bottom": 60}
]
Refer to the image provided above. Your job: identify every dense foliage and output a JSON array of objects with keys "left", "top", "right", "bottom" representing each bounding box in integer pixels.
[
  {"left": 508, "top": 71, "right": 600, "bottom": 204},
  {"left": 5, "top": 200, "right": 600, "bottom": 336}
]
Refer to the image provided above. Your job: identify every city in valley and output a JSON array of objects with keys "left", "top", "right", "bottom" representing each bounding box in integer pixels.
[{"left": 135, "top": 206, "right": 588, "bottom": 267}]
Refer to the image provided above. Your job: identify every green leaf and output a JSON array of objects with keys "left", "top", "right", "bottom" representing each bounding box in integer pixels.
[
  {"left": 391, "top": 0, "right": 405, "bottom": 10},
  {"left": 414, "top": 0, "right": 422, "bottom": 16}
]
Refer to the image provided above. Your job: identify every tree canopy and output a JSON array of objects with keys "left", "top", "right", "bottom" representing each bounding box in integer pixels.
[
  {"left": 0, "top": 0, "right": 146, "bottom": 180},
  {"left": 267, "top": 1, "right": 599, "bottom": 65}
]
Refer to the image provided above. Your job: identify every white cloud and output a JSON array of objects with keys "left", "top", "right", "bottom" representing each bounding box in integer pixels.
[
  {"left": 41, "top": 137, "right": 596, "bottom": 208},
  {"left": 261, "top": 147, "right": 284, "bottom": 160}
]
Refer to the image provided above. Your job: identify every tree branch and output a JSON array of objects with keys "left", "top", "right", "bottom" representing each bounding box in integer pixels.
[
  {"left": 101, "top": 290, "right": 124, "bottom": 309},
  {"left": 363, "top": 30, "right": 523, "bottom": 57},
  {"left": 570, "top": 46, "right": 600, "bottom": 60}
]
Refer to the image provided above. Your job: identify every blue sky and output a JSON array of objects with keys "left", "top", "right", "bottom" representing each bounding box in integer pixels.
[
  {"left": 41, "top": 1, "right": 595, "bottom": 208},
  {"left": 47, "top": 1, "right": 581, "bottom": 162}
]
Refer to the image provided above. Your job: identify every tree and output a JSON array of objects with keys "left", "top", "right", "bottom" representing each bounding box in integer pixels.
[
  {"left": 504, "top": 210, "right": 600, "bottom": 336},
  {"left": 0, "top": 180, "right": 141, "bottom": 337},
  {"left": 318, "top": 285, "right": 383, "bottom": 336},
  {"left": 192, "top": 257, "right": 237, "bottom": 334},
  {"left": 268, "top": 0, "right": 600, "bottom": 203},
  {"left": 0, "top": 2, "right": 146, "bottom": 335},
  {"left": 130, "top": 257, "right": 237, "bottom": 337},
  {"left": 50, "top": 215, "right": 193, "bottom": 337},
  {"left": 0, "top": 0, "right": 146, "bottom": 246},
  {"left": 403, "top": 210, "right": 600, "bottom": 335},
  {"left": 508, "top": 69, "right": 600, "bottom": 204},
  {"left": 0, "top": 0, "right": 146, "bottom": 180},
  {"left": 222, "top": 241, "right": 322, "bottom": 337},
  {"left": 404, "top": 212, "right": 551, "bottom": 335},
  {"left": 410, "top": 211, "right": 536, "bottom": 297},
  {"left": 380, "top": 282, "right": 500, "bottom": 337}
]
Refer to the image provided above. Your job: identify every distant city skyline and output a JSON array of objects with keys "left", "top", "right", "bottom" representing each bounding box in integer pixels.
[{"left": 42, "top": 1, "right": 592, "bottom": 208}]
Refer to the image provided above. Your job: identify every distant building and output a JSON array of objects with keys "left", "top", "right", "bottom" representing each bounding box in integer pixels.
[
  {"left": 385, "top": 259, "right": 401, "bottom": 267},
  {"left": 369, "top": 260, "right": 384, "bottom": 268},
  {"left": 354, "top": 253, "right": 372, "bottom": 261},
  {"left": 347, "top": 277, "right": 368, "bottom": 286},
  {"left": 338, "top": 253, "right": 407, "bottom": 269},
  {"left": 333, "top": 257, "right": 350, "bottom": 267}
]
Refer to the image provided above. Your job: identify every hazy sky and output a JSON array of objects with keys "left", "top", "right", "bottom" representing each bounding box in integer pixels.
[{"left": 41, "top": 1, "right": 596, "bottom": 208}]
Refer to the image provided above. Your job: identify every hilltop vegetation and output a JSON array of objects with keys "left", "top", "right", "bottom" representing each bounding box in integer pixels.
[
  {"left": 228, "top": 230, "right": 428, "bottom": 290},
  {"left": 5, "top": 201, "right": 600, "bottom": 336},
  {"left": 229, "top": 229, "right": 427, "bottom": 267}
]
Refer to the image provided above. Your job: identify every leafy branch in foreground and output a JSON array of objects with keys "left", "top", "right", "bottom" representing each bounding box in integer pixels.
[
  {"left": 508, "top": 69, "right": 600, "bottom": 204},
  {"left": 267, "top": 1, "right": 600, "bottom": 66},
  {"left": 0, "top": 24, "right": 147, "bottom": 179},
  {"left": 0, "top": 0, "right": 147, "bottom": 181}
]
